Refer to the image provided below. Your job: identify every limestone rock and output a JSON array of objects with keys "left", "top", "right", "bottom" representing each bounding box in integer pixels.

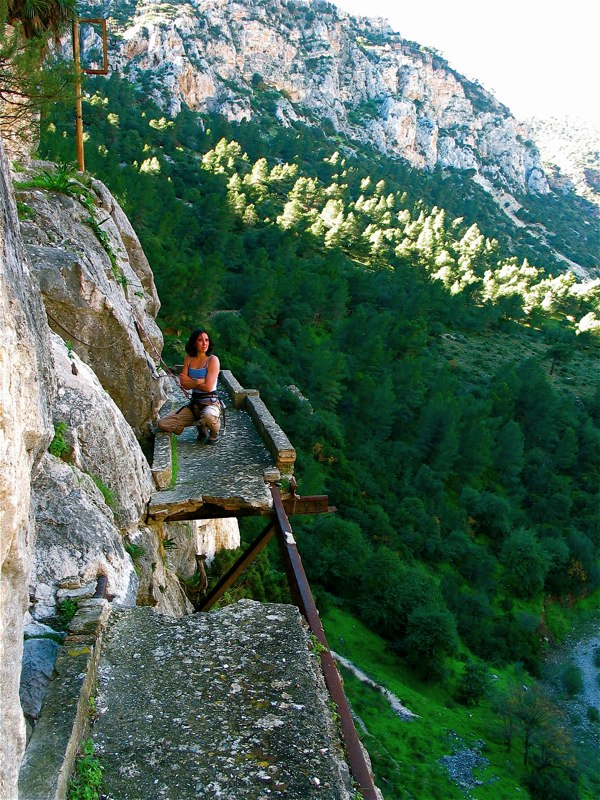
[
  {"left": 162, "top": 518, "right": 240, "bottom": 578},
  {"left": 15, "top": 163, "right": 166, "bottom": 434},
  {"left": 126, "top": 526, "right": 194, "bottom": 616},
  {"left": 97, "top": 0, "right": 549, "bottom": 195},
  {"left": 0, "top": 138, "right": 54, "bottom": 798},
  {"left": 30, "top": 454, "right": 138, "bottom": 621},
  {"left": 526, "top": 115, "right": 600, "bottom": 205},
  {"left": 50, "top": 332, "right": 154, "bottom": 528}
]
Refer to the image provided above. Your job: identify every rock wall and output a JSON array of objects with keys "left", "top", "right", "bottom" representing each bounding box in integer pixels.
[
  {"left": 49, "top": 333, "right": 154, "bottom": 530},
  {"left": 0, "top": 147, "right": 242, "bottom": 792},
  {"left": 15, "top": 162, "right": 166, "bottom": 436},
  {"left": 91, "top": 0, "right": 548, "bottom": 194},
  {"left": 0, "top": 139, "right": 54, "bottom": 798}
]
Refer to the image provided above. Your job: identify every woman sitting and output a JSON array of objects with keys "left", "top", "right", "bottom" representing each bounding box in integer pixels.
[{"left": 158, "top": 328, "right": 221, "bottom": 444}]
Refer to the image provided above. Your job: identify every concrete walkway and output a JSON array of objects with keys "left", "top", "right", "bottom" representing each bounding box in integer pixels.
[
  {"left": 92, "top": 601, "right": 354, "bottom": 800},
  {"left": 149, "top": 374, "right": 295, "bottom": 520}
]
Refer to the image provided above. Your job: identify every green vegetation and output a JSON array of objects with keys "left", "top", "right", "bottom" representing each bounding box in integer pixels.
[
  {"left": 89, "top": 473, "right": 116, "bottom": 510},
  {"left": 308, "top": 633, "right": 328, "bottom": 658},
  {"left": 561, "top": 664, "right": 583, "bottom": 698},
  {"left": 67, "top": 738, "right": 103, "bottom": 800},
  {"left": 0, "top": 0, "right": 76, "bottom": 144},
  {"left": 124, "top": 539, "right": 145, "bottom": 561},
  {"left": 168, "top": 433, "right": 178, "bottom": 489},
  {"left": 48, "top": 420, "right": 70, "bottom": 459},
  {"left": 324, "top": 605, "right": 589, "bottom": 800},
  {"left": 14, "top": 161, "right": 85, "bottom": 196},
  {"left": 56, "top": 597, "right": 77, "bottom": 629},
  {"left": 39, "top": 71, "right": 599, "bottom": 800}
]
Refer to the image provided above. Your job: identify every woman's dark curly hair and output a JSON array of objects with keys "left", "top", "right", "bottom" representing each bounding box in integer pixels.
[{"left": 185, "top": 328, "right": 214, "bottom": 357}]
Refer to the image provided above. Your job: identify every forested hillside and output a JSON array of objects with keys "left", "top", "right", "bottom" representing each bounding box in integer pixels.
[{"left": 38, "top": 73, "right": 600, "bottom": 800}]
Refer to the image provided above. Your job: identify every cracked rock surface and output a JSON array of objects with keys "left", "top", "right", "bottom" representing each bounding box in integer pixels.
[{"left": 93, "top": 601, "right": 353, "bottom": 799}]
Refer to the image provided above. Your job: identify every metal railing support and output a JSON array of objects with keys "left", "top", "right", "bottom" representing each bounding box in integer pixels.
[
  {"left": 270, "top": 486, "right": 379, "bottom": 800},
  {"left": 196, "top": 520, "right": 276, "bottom": 612}
]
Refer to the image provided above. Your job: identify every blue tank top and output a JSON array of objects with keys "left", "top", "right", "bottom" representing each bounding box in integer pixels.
[{"left": 188, "top": 357, "right": 217, "bottom": 391}]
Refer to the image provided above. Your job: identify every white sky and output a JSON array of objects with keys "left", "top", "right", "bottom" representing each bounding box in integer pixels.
[{"left": 332, "top": 0, "right": 600, "bottom": 125}]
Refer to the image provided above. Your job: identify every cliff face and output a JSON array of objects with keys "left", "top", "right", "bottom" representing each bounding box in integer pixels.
[
  {"left": 17, "top": 165, "right": 165, "bottom": 436},
  {"left": 0, "top": 140, "right": 54, "bottom": 798},
  {"left": 0, "top": 148, "right": 241, "bottom": 796},
  {"left": 84, "top": 0, "right": 548, "bottom": 195},
  {"left": 526, "top": 115, "right": 600, "bottom": 205}
]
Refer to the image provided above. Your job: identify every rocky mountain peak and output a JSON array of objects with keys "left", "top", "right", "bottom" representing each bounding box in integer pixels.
[{"left": 81, "top": 0, "right": 549, "bottom": 195}]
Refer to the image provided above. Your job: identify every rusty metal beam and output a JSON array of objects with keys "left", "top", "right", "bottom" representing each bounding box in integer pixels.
[
  {"left": 93, "top": 574, "right": 108, "bottom": 598},
  {"left": 196, "top": 521, "right": 275, "bottom": 612},
  {"left": 270, "top": 486, "right": 378, "bottom": 800},
  {"left": 281, "top": 494, "right": 333, "bottom": 516}
]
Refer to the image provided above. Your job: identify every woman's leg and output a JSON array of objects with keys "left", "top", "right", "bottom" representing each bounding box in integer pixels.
[
  {"left": 157, "top": 405, "right": 196, "bottom": 435},
  {"left": 199, "top": 405, "right": 221, "bottom": 442}
]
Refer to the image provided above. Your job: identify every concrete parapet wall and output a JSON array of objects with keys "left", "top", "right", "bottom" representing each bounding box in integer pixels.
[
  {"left": 219, "top": 369, "right": 260, "bottom": 409},
  {"left": 245, "top": 395, "right": 296, "bottom": 475},
  {"left": 18, "top": 599, "right": 111, "bottom": 800}
]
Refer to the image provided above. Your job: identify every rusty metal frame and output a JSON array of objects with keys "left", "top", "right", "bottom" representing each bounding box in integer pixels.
[
  {"left": 78, "top": 18, "right": 109, "bottom": 75},
  {"left": 197, "top": 520, "right": 275, "bottom": 612}
]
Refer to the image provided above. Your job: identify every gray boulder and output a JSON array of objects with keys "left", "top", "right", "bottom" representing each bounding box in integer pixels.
[
  {"left": 50, "top": 332, "right": 154, "bottom": 528},
  {"left": 30, "top": 454, "right": 138, "bottom": 621},
  {"left": 19, "top": 638, "right": 60, "bottom": 720}
]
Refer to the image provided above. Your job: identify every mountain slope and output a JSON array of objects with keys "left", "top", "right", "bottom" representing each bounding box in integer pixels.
[
  {"left": 77, "top": 0, "right": 597, "bottom": 278},
  {"left": 84, "top": 0, "right": 546, "bottom": 193}
]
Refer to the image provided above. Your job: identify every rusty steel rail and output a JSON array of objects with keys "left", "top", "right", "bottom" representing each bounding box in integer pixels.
[{"left": 270, "top": 485, "right": 378, "bottom": 800}]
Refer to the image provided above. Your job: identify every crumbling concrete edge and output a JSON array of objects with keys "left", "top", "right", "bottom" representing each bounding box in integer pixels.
[
  {"left": 245, "top": 395, "right": 296, "bottom": 475},
  {"left": 219, "top": 369, "right": 259, "bottom": 409},
  {"left": 220, "top": 369, "right": 296, "bottom": 475},
  {"left": 18, "top": 600, "right": 111, "bottom": 800},
  {"left": 151, "top": 431, "right": 172, "bottom": 489}
]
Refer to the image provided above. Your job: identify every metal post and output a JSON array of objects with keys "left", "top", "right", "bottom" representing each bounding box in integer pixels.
[{"left": 72, "top": 20, "right": 84, "bottom": 172}]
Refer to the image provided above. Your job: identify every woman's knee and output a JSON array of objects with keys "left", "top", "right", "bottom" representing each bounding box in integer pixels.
[{"left": 202, "top": 407, "right": 220, "bottom": 432}]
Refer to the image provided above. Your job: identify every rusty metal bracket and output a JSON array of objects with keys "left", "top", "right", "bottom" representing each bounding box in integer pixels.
[
  {"left": 78, "top": 18, "right": 109, "bottom": 75},
  {"left": 281, "top": 493, "right": 333, "bottom": 515},
  {"left": 93, "top": 574, "right": 108, "bottom": 598}
]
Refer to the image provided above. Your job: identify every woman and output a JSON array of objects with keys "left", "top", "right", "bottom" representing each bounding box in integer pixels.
[{"left": 158, "top": 328, "right": 221, "bottom": 443}]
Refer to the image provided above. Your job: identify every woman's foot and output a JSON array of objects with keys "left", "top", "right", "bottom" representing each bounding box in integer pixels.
[{"left": 197, "top": 427, "right": 209, "bottom": 443}]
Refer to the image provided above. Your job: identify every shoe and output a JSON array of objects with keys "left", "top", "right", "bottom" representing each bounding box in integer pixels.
[
  {"left": 197, "top": 427, "right": 209, "bottom": 443},
  {"left": 208, "top": 434, "right": 220, "bottom": 445}
]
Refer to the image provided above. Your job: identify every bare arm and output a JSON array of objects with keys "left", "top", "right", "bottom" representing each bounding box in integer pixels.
[
  {"left": 198, "top": 355, "right": 220, "bottom": 392},
  {"left": 179, "top": 356, "right": 196, "bottom": 390},
  {"left": 179, "top": 355, "right": 220, "bottom": 392}
]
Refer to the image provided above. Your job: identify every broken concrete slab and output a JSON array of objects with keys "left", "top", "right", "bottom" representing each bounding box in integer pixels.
[
  {"left": 149, "top": 400, "right": 274, "bottom": 521},
  {"left": 93, "top": 601, "right": 354, "bottom": 800}
]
